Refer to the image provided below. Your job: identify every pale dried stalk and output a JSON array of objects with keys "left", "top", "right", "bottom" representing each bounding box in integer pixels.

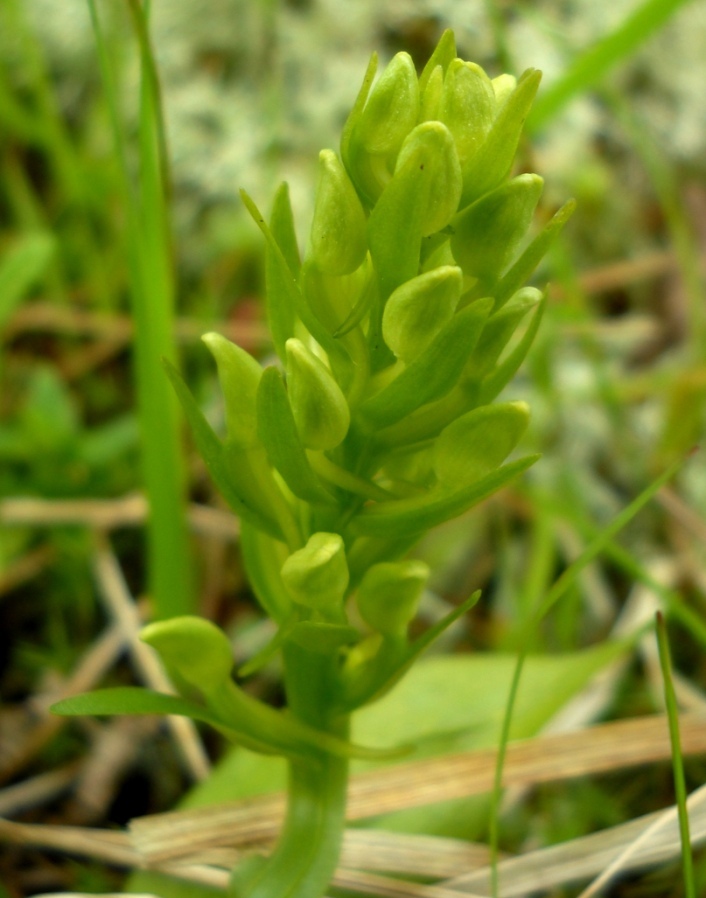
[
  {"left": 0, "top": 494, "right": 238, "bottom": 540},
  {"left": 447, "top": 785, "right": 706, "bottom": 897},
  {"left": 576, "top": 783, "right": 706, "bottom": 898},
  {"left": 92, "top": 538, "right": 210, "bottom": 782},
  {"left": 130, "top": 712, "right": 706, "bottom": 863},
  {"left": 0, "top": 762, "right": 82, "bottom": 817},
  {"left": 0, "top": 817, "right": 138, "bottom": 867},
  {"left": 0, "top": 623, "right": 125, "bottom": 783}
]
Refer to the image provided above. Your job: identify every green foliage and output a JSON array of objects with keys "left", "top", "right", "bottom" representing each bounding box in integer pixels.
[{"left": 54, "top": 28, "right": 572, "bottom": 898}]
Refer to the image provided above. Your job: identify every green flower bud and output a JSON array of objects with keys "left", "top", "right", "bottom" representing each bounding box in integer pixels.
[
  {"left": 357, "top": 560, "right": 429, "bottom": 637},
  {"left": 394, "top": 121, "right": 462, "bottom": 237},
  {"left": 140, "top": 616, "right": 233, "bottom": 694},
  {"left": 439, "top": 59, "right": 496, "bottom": 167},
  {"left": 451, "top": 173, "right": 543, "bottom": 283},
  {"left": 357, "top": 52, "right": 419, "bottom": 157},
  {"left": 281, "top": 532, "right": 349, "bottom": 613},
  {"left": 285, "top": 338, "right": 350, "bottom": 450},
  {"left": 345, "top": 52, "right": 420, "bottom": 204},
  {"left": 382, "top": 265, "right": 462, "bottom": 361},
  {"left": 202, "top": 332, "right": 262, "bottom": 447},
  {"left": 310, "top": 150, "right": 367, "bottom": 276},
  {"left": 491, "top": 73, "right": 516, "bottom": 106},
  {"left": 433, "top": 401, "right": 530, "bottom": 489}
]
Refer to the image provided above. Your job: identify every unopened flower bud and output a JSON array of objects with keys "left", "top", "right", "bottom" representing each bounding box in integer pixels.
[
  {"left": 345, "top": 52, "right": 420, "bottom": 204},
  {"left": 202, "top": 333, "right": 262, "bottom": 447},
  {"left": 357, "top": 560, "right": 429, "bottom": 637},
  {"left": 439, "top": 59, "right": 495, "bottom": 167},
  {"left": 382, "top": 265, "right": 462, "bottom": 361},
  {"left": 433, "top": 401, "right": 530, "bottom": 488},
  {"left": 141, "top": 616, "right": 233, "bottom": 694},
  {"left": 281, "top": 532, "right": 349, "bottom": 613},
  {"left": 310, "top": 150, "right": 367, "bottom": 275},
  {"left": 394, "top": 121, "right": 462, "bottom": 236},
  {"left": 491, "top": 73, "right": 516, "bottom": 106},
  {"left": 451, "top": 174, "right": 543, "bottom": 282},
  {"left": 285, "top": 338, "right": 350, "bottom": 450},
  {"left": 357, "top": 51, "right": 419, "bottom": 157}
]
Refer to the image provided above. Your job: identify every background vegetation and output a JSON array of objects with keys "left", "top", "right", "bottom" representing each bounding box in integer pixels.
[{"left": 1, "top": 1, "right": 705, "bottom": 896}]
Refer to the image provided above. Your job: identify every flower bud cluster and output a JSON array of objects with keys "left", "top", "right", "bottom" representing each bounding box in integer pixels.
[{"left": 168, "top": 30, "right": 573, "bottom": 711}]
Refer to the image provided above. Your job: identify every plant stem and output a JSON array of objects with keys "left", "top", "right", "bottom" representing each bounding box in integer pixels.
[{"left": 230, "top": 644, "right": 349, "bottom": 898}]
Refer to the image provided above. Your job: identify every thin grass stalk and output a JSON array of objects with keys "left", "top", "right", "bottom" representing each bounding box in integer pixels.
[
  {"left": 86, "top": 0, "right": 193, "bottom": 618},
  {"left": 656, "top": 611, "right": 695, "bottom": 898},
  {"left": 528, "top": 0, "right": 694, "bottom": 132},
  {"left": 488, "top": 454, "right": 686, "bottom": 897}
]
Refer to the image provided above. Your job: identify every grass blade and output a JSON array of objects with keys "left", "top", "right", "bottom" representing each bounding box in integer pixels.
[
  {"left": 528, "top": 0, "right": 695, "bottom": 131},
  {"left": 86, "top": 0, "right": 193, "bottom": 617},
  {"left": 656, "top": 611, "right": 695, "bottom": 898}
]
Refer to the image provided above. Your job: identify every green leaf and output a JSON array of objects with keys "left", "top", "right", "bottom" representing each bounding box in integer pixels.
[
  {"left": 462, "top": 288, "right": 542, "bottom": 383},
  {"left": 256, "top": 366, "right": 335, "bottom": 505},
  {"left": 360, "top": 298, "right": 492, "bottom": 429},
  {"left": 351, "top": 454, "right": 538, "bottom": 538},
  {"left": 340, "top": 51, "right": 378, "bottom": 200},
  {"left": 270, "top": 181, "right": 301, "bottom": 277},
  {"left": 51, "top": 687, "right": 223, "bottom": 726},
  {"left": 418, "top": 28, "right": 456, "bottom": 93},
  {"left": 241, "top": 190, "right": 349, "bottom": 373},
  {"left": 240, "top": 522, "right": 292, "bottom": 623},
  {"left": 478, "top": 294, "right": 546, "bottom": 405},
  {"left": 494, "top": 199, "right": 576, "bottom": 309},
  {"left": 264, "top": 183, "right": 300, "bottom": 360},
  {"left": 163, "top": 358, "right": 283, "bottom": 540}
]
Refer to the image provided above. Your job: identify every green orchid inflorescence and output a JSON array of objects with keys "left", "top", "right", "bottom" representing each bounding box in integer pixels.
[{"left": 53, "top": 29, "right": 573, "bottom": 898}]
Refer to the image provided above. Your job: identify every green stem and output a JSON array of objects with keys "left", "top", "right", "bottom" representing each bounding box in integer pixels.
[{"left": 230, "top": 645, "right": 349, "bottom": 898}]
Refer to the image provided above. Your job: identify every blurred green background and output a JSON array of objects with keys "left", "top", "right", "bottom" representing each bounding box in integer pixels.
[{"left": 1, "top": 1, "right": 706, "bottom": 895}]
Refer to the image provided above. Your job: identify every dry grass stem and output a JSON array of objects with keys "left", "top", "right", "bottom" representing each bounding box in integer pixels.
[
  {"left": 0, "top": 543, "right": 56, "bottom": 599},
  {"left": 0, "top": 624, "right": 125, "bottom": 783},
  {"left": 0, "top": 762, "right": 82, "bottom": 817},
  {"left": 129, "top": 711, "right": 706, "bottom": 864},
  {"left": 0, "top": 494, "right": 238, "bottom": 540},
  {"left": 92, "top": 539, "right": 210, "bottom": 782},
  {"left": 4, "top": 303, "right": 269, "bottom": 347},
  {"left": 446, "top": 788, "right": 706, "bottom": 896}
]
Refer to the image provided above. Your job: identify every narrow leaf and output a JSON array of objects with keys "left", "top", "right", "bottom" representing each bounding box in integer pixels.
[
  {"left": 351, "top": 455, "right": 538, "bottom": 538},
  {"left": 163, "top": 358, "right": 283, "bottom": 539},
  {"left": 478, "top": 293, "right": 546, "bottom": 405},
  {"left": 360, "top": 298, "right": 492, "bottom": 429},
  {"left": 494, "top": 199, "right": 576, "bottom": 309},
  {"left": 256, "top": 367, "right": 335, "bottom": 505}
]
